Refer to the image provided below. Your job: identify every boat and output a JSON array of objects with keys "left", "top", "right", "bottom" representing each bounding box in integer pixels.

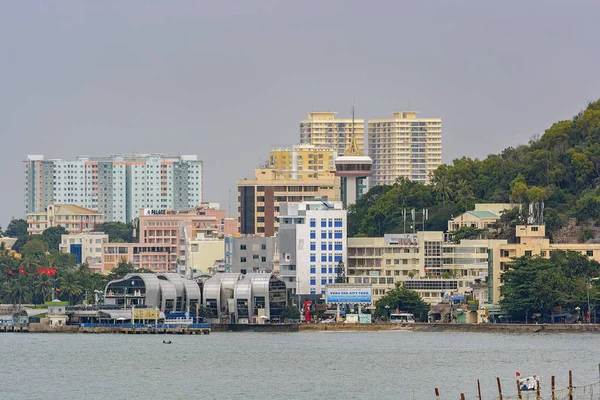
[
  {"left": 162, "top": 340, "right": 172, "bottom": 344},
  {"left": 518, "top": 375, "right": 540, "bottom": 391}
]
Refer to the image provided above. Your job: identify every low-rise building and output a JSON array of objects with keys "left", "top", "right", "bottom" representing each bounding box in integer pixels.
[
  {"left": 104, "top": 273, "right": 201, "bottom": 314},
  {"left": 347, "top": 233, "right": 507, "bottom": 304},
  {"left": 202, "top": 272, "right": 287, "bottom": 324},
  {"left": 447, "top": 203, "right": 516, "bottom": 232},
  {"left": 186, "top": 235, "right": 224, "bottom": 276},
  {"left": 27, "top": 204, "right": 103, "bottom": 234},
  {"left": 101, "top": 243, "right": 176, "bottom": 273},
  {"left": 224, "top": 236, "right": 278, "bottom": 274},
  {"left": 59, "top": 232, "right": 109, "bottom": 265}
]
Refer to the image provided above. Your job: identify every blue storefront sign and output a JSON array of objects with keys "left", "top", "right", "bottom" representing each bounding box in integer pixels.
[{"left": 326, "top": 287, "right": 372, "bottom": 304}]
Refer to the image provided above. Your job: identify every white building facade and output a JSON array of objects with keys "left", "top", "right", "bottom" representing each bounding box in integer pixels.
[
  {"left": 278, "top": 200, "right": 347, "bottom": 295},
  {"left": 59, "top": 232, "right": 109, "bottom": 265},
  {"left": 24, "top": 154, "right": 203, "bottom": 222}
]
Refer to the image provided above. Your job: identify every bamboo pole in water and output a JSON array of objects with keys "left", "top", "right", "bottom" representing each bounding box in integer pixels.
[
  {"left": 551, "top": 376, "right": 555, "bottom": 400},
  {"left": 569, "top": 370, "right": 573, "bottom": 400},
  {"left": 460, "top": 394, "right": 465, "bottom": 400},
  {"left": 477, "top": 379, "right": 482, "bottom": 400},
  {"left": 497, "top": 377, "right": 503, "bottom": 400},
  {"left": 517, "top": 378, "right": 522, "bottom": 400},
  {"left": 536, "top": 377, "right": 541, "bottom": 400},
  {"left": 435, "top": 388, "right": 440, "bottom": 400}
]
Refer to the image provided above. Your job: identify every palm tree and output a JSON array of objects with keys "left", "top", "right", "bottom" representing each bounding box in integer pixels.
[
  {"left": 431, "top": 173, "right": 454, "bottom": 205},
  {"left": 3, "top": 275, "right": 32, "bottom": 307},
  {"left": 34, "top": 274, "right": 54, "bottom": 304},
  {"left": 59, "top": 272, "right": 83, "bottom": 305}
]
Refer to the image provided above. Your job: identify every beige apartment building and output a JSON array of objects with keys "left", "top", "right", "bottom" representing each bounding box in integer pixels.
[
  {"left": 347, "top": 233, "right": 506, "bottom": 304},
  {"left": 237, "top": 168, "right": 340, "bottom": 236},
  {"left": 368, "top": 111, "right": 442, "bottom": 186},
  {"left": 269, "top": 144, "right": 337, "bottom": 180},
  {"left": 27, "top": 204, "right": 104, "bottom": 234},
  {"left": 300, "top": 112, "right": 364, "bottom": 156}
]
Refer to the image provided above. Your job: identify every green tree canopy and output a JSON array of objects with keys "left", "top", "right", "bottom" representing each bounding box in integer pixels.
[
  {"left": 42, "top": 226, "right": 68, "bottom": 251},
  {"left": 93, "top": 222, "right": 133, "bottom": 243},
  {"left": 374, "top": 284, "right": 428, "bottom": 321},
  {"left": 500, "top": 251, "right": 600, "bottom": 320}
]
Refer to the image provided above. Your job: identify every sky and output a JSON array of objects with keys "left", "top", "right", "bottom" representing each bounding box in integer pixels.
[{"left": 1, "top": 0, "right": 600, "bottom": 229}]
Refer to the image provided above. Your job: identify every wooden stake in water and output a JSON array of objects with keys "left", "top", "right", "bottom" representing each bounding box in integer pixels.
[
  {"left": 460, "top": 394, "right": 465, "bottom": 400},
  {"left": 516, "top": 378, "right": 522, "bottom": 400},
  {"left": 569, "top": 370, "right": 573, "bottom": 400},
  {"left": 551, "top": 376, "right": 555, "bottom": 400},
  {"left": 477, "top": 379, "right": 482, "bottom": 400},
  {"left": 434, "top": 388, "right": 440, "bottom": 400},
  {"left": 497, "top": 377, "right": 503, "bottom": 400},
  {"left": 536, "top": 377, "right": 541, "bottom": 400}
]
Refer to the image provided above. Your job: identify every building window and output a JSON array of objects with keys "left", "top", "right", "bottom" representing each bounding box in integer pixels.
[
  {"left": 310, "top": 242, "right": 316, "bottom": 251},
  {"left": 240, "top": 244, "right": 246, "bottom": 250},
  {"left": 321, "top": 266, "right": 327, "bottom": 274},
  {"left": 310, "top": 230, "right": 316, "bottom": 239},
  {"left": 321, "top": 219, "right": 327, "bottom": 228},
  {"left": 321, "top": 254, "right": 327, "bottom": 262},
  {"left": 321, "top": 231, "right": 327, "bottom": 239},
  {"left": 310, "top": 218, "right": 316, "bottom": 227},
  {"left": 334, "top": 230, "right": 342, "bottom": 239},
  {"left": 334, "top": 242, "right": 343, "bottom": 251},
  {"left": 261, "top": 256, "right": 266, "bottom": 262},
  {"left": 321, "top": 278, "right": 327, "bottom": 285},
  {"left": 587, "top": 250, "right": 594, "bottom": 257},
  {"left": 310, "top": 254, "right": 316, "bottom": 262},
  {"left": 321, "top": 243, "right": 327, "bottom": 251},
  {"left": 261, "top": 244, "right": 267, "bottom": 250},
  {"left": 524, "top": 250, "right": 532, "bottom": 257},
  {"left": 310, "top": 266, "right": 316, "bottom": 274},
  {"left": 241, "top": 257, "right": 247, "bottom": 263},
  {"left": 334, "top": 218, "right": 343, "bottom": 228},
  {"left": 253, "top": 254, "right": 259, "bottom": 259},
  {"left": 334, "top": 253, "right": 342, "bottom": 262},
  {"left": 310, "top": 277, "right": 316, "bottom": 286},
  {"left": 531, "top": 226, "right": 539, "bottom": 232}
]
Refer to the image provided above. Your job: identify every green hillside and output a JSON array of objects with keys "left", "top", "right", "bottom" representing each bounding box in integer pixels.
[{"left": 349, "top": 99, "right": 600, "bottom": 241}]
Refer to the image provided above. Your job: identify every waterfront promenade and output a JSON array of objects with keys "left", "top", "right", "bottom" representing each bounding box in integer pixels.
[{"left": 5, "top": 322, "right": 600, "bottom": 334}]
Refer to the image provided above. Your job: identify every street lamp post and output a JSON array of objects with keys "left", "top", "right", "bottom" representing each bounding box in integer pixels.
[
  {"left": 575, "top": 306, "right": 581, "bottom": 323},
  {"left": 385, "top": 305, "right": 390, "bottom": 321}
]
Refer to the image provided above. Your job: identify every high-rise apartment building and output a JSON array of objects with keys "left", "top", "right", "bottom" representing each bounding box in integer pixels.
[
  {"left": 300, "top": 112, "right": 364, "bottom": 156},
  {"left": 269, "top": 144, "right": 337, "bottom": 180},
  {"left": 237, "top": 168, "right": 340, "bottom": 237},
  {"left": 24, "top": 154, "right": 203, "bottom": 222},
  {"left": 368, "top": 112, "right": 442, "bottom": 186}
]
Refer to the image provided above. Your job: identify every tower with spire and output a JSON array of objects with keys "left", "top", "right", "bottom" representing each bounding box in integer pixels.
[{"left": 334, "top": 106, "right": 373, "bottom": 207}]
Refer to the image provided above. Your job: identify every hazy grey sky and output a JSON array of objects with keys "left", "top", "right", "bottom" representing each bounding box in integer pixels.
[{"left": 2, "top": 0, "right": 600, "bottom": 228}]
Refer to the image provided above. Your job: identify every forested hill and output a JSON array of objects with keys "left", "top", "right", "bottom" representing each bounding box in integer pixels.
[{"left": 348, "top": 99, "right": 600, "bottom": 240}]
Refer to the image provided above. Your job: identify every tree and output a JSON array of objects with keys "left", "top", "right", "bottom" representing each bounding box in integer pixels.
[
  {"left": 500, "top": 251, "right": 600, "bottom": 320},
  {"left": 58, "top": 272, "right": 83, "bottom": 305},
  {"left": 42, "top": 226, "right": 68, "bottom": 250},
  {"left": 5, "top": 219, "right": 27, "bottom": 238},
  {"left": 94, "top": 222, "right": 133, "bottom": 243},
  {"left": 374, "top": 284, "right": 428, "bottom": 321},
  {"left": 335, "top": 260, "right": 347, "bottom": 283},
  {"left": 107, "top": 261, "right": 136, "bottom": 281},
  {"left": 34, "top": 274, "right": 55, "bottom": 303},
  {"left": 452, "top": 226, "right": 487, "bottom": 243},
  {"left": 3, "top": 275, "right": 32, "bottom": 307}
]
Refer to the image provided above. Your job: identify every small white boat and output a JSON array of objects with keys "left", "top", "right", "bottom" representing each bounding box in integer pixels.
[{"left": 518, "top": 375, "right": 540, "bottom": 391}]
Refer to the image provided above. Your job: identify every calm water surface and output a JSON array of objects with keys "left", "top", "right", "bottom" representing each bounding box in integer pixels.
[{"left": 1, "top": 331, "right": 599, "bottom": 399}]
